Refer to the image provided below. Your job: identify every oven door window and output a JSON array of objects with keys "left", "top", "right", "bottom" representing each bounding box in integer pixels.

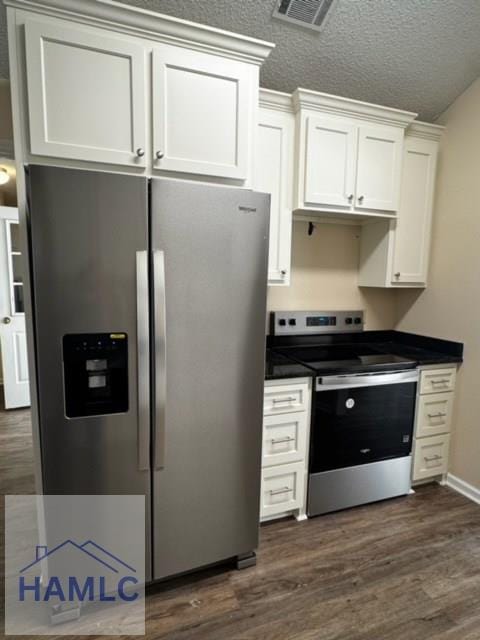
[{"left": 311, "top": 382, "right": 417, "bottom": 473}]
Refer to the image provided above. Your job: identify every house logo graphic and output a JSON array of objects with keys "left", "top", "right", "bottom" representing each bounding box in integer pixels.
[{"left": 18, "top": 539, "right": 139, "bottom": 604}]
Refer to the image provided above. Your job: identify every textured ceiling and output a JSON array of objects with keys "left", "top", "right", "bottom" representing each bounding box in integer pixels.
[{"left": 1, "top": 0, "right": 480, "bottom": 121}]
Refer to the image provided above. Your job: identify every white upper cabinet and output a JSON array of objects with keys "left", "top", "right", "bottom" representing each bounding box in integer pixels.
[
  {"left": 152, "top": 45, "right": 252, "bottom": 179},
  {"left": 304, "top": 116, "right": 357, "bottom": 209},
  {"left": 24, "top": 19, "right": 147, "bottom": 167},
  {"left": 355, "top": 125, "right": 403, "bottom": 212},
  {"left": 358, "top": 122, "right": 443, "bottom": 288},
  {"left": 255, "top": 90, "right": 294, "bottom": 285},
  {"left": 293, "top": 89, "right": 416, "bottom": 219},
  {"left": 10, "top": 1, "right": 274, "bottom": 179}
]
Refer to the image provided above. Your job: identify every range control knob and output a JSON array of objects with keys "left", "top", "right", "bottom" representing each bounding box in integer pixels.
[
  {"left": 345, "top": 317, "right": 353, "bottom": 325},
  {"left": 288, "top": 319, "right": 296, "bottom": 326},
  {"left": 354, "top": 317, "right": 362, "bottom": 325},
  {"left": 279, "top": 319, "right": 287, "bottom": 327}
]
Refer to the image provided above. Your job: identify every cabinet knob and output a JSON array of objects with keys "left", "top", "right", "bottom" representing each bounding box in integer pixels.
[
  {"left": 2, "top": 316, "right": 11, "bottom": 324},
  {"left": 281, "top": 269, "right": 287, "bottom": 276},
  {"left": 136, "top": 148, "right": 145, "bottom": 157},
  {"left": 358, "top": 195, "right": 364, "bottom": 203},
  {"left": 347, "top": 194, "right": 354, "bottom": 202},
  {"left": 394, "top": 272, "right": 401, "bottom": 279},
  {"left": 156, "top": 151, "right": 165, "bottom": 160}
]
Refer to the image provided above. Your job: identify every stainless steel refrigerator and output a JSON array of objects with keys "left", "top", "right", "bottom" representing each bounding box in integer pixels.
[{"left": 26, "top": 165, "right": 270, "bottom": 582}]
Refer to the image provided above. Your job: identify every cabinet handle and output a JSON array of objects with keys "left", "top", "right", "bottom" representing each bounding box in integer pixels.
[
  {"left": 427, "top": 412, "right": 447, "bottom": 419},
  {"left": 347, "top": 194, "right": 354, "bottom": 202},
  {"left": 431, "top": 379, "right": 449, "bottom": 385},
  {"left": 156, "top": 151, "right": 165, "bottom": 160},
  {"left": 358, "top": 195, "right": 364, "bottom": 203},
  {"left": 271, "top": 436, "right": 295, "bottom": 444},
  {"left": 424, "top": 454, "right": 442, "bottom": 462},
  {"left": 269, "top": 486, "right": 293, "bottom": 496},
  {"left": 136, "top": 148, "right": 145, "bottom": 157},
  {"left": 272, "top": 396, "right": 296, "bottom": 404}
]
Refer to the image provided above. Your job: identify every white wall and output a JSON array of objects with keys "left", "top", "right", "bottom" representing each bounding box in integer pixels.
[
  {"left": 268, "top": 221, "right": 397, "bottom": 330},
  {"left": 396, "top": 78, "right": 480, "bottom": 490}
]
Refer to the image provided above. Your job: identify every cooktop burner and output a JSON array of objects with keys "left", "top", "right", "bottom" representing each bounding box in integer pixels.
[{"left": 275, "top": 344, "right": 416, "bottom": 375}]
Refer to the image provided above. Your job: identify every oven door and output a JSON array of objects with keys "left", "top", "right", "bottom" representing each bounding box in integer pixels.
[{"left": 310, "top": 370, "right": 418, "bottom": 473}]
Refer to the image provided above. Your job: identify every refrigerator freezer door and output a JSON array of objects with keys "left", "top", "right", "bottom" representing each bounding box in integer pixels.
[
  {"left": 151, "top": 179, "right": 269, "bottom": 580},
  {"left": 27, "top": 166, "right": 151, "bottom": 503}
]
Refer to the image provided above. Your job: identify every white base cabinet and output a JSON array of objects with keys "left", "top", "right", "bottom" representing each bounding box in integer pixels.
[
  {"left": 261, "top": 377, "right": 312, "bottom": 522},
  {"left": 358, "top": 122, "right": 444, "bottom": 288},
  {"left": 255, "top": 90, "right": 294, "bottom": 285},
  {"left": 412, "top": 365, "right": 457, "bottom": 483}
]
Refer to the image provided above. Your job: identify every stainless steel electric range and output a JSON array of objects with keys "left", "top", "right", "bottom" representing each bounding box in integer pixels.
[{"left": 270, "top": 310, "right": 419, "bottom": 516}]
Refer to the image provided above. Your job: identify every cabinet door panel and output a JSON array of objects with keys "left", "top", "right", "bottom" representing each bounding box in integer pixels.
[
  {"left": 256, "top": 109, "right": 293, "bottom": 284},
  {"left": 356, "top": 125, "right": 403, "bottom": 212},
  {"left": 392, "top": 138, "right": 437, "bottom": 284},
  {"left": 304, "top": 116, "right": 357, "bottom": 208},
  {"left": 24, "top": 19, "right": 146, "bottom": 166},
  {"left": 152, "top": 45, "right": 250, "bottom": 179}
]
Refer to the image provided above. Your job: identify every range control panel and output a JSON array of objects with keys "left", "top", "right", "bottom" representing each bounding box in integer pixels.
[{"left": 271, "top": 310, "right": 364, "bottom": 335}]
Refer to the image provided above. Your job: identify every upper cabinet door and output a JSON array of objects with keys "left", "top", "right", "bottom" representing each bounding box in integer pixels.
[
  {"left": 152, "top": 44, "right": 251, "bottom": 180},
  {"left": 392, "top": 137, "right": 438, "bottom": 284},
  {"left": 304, "top": 116, "right": 357, "bottom": 208},
  {"left": 355, "top": 125, "right": 403, "bottom": 212},
  {"left": 24, "top": 19, "right": 147, "bottom": 166},
  {"left": 256, "top": 107, "right": 294, "bottom": 285}
]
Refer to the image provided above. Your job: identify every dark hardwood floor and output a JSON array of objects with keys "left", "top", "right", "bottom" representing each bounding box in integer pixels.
[{"left": 1, "top": 393, "right": 480, "bottom": 639}]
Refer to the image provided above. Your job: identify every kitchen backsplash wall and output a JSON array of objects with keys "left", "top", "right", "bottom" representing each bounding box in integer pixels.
[{"left": 267, "top": 221, "right": 397, "bottom": 330}]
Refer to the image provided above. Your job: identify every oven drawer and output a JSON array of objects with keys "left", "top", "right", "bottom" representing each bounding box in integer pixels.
[
  {"left": 420, "top": 367, "right": 456, "bottom": 395},
  {"left": 260, "top": 462, "right": 304, "bottom": 519},
  {"left": 416, "top": 392, "right": 453, "bottom": 438},
  {"left": 413, "top": 434, "right": 450, "bottom": 480},
  {"left": 264, "top": 381, "right": 309, "bottom": 415},
  {"left": 262, "top": 413, "right": 308, "bottom": 467}
]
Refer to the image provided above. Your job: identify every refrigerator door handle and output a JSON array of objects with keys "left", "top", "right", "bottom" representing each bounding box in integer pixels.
[
  {"left": 136, "top": 250, "right": 150, "bottom": 471},
  {"left": 153, "top": 249, "right": 167, "bottom": 470}
]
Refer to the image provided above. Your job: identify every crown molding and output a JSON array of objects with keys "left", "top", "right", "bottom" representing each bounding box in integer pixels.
[
  {"left": 292, "top": 88, "right": 417, "bottom": 129},
  {"left": 4, "top": 0, "right": 275, "bottom": 65},
  {"left": 0, "top": 139, "right": 14, "bottom": 158},
  {"left": 407, "top": 121, "right": 445, "bottom": 142},
  {"left": 259, "top": 88, "right": 293, "bottom": 113}
]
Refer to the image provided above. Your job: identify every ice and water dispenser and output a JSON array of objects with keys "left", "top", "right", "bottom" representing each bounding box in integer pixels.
[{"left": 62, "top": 333, "right": 129, "bottom": 418}]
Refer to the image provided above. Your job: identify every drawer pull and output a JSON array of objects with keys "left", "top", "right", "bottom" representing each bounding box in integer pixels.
[
  {"left": 424, "top": 454, "right": 442, "bottom": 462},
  {"left": 272, "top": 396, "right": 296, "bottom": 404},
  {"left": 427, "top": 412, "right": 447, "bottom": 419},
  {"left": 269, "top": 486, "right": 293, "bottom": 496},
  {"left": 431, "top": 379, "right": 449, "bottom": 385},
  {"left": 271, "top": 436, "right": 295, "bottom": 444}
]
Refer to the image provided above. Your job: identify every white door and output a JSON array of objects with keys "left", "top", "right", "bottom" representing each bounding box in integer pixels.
[
  {"left": 24, "top": 18, "right": 147, "bottom": 166},
  {"left": 391, "top": 137, "right": 438, "bottom": 284},
  {"left": 0, "top": 208, "right": 30, "bottom": 408},
  {"left": 256, "top": 108, "right": 294, "bottom": 285},
  {"left": 355, "top": 125, "right": 403, "bottom": 212},
  {"left": 303, "top": 116, "right": 357, "bottom": 209},
  {"left": 152, "top": 43, "right": 251, "bottom": 179}
]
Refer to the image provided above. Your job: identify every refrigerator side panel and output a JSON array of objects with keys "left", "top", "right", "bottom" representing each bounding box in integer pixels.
[
  {"left": 27, "top": 166, "right": 151, "bottom": 577},
  {"left": 151, "top": 179, "right": 269, "bottom": 580}
]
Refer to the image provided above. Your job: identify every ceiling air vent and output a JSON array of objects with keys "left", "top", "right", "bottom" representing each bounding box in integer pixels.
[{"left": 272, "top": 0, "right": 337, "bottom": 32}]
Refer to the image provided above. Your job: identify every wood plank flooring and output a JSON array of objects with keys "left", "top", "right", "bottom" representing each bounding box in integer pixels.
[{"left": 1, "top": 393, "right": 480, "bottom": 639}]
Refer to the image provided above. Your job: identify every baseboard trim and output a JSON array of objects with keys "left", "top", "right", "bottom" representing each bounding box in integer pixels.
[{"left": 446, "top": 473, "right": 480, "bottom": 505}]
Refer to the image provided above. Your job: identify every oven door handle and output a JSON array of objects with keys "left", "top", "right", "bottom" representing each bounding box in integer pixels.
[{"left": 316, "top": 370, "right": 419, "bottom": 391}]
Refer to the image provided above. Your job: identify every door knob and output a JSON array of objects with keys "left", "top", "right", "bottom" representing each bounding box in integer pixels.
[
  {"left": 3, "top": 316, "right": 11, "bottom": 324},
  {"left": 136, "top": 148, "right": 145, "bottom": 157},
  {"left": 156, "top": 151, "right": 165, "bottom": 160}
]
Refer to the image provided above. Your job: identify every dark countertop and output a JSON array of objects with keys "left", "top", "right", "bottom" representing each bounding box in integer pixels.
[{"left": 265, "top": 330, "right": 463, "bottom": 380}]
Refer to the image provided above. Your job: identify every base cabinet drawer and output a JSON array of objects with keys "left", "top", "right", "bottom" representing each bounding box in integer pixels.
[
  {"left": 416, "top": 392, "right": 453, "bottom": 438},
  {"left": 263, "top": 381, "right": 309, "bottom": 415},
  {"left": 262, "top": 412, "right": 307, "bottom": 467},
  {"left": 420, "top": 368, "right": 456, "bottom": 395},
  {"left": 260, "top": 462, "right": 305, "bottom": 519},
  {"left": 413, "top": 434, "right": 450, "bottom": 481}
]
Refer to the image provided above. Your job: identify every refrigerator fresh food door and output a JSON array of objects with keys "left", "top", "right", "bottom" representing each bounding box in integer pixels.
[
  {"left": 27, "top": 167, "right": 151, "bottom": 532},
  {"left": 151, "top": 178, "right": 269, "bottom": 580}
]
